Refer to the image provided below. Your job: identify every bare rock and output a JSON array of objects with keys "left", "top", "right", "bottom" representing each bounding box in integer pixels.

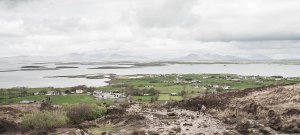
[
  {"left": 260, "top": 127, "right": 277, "bottom": 135},
  {"left": 148, "top": 131, "right": 159, "bottom": 135},
  {"left": 171, "top": 127, "right": 181, "bottom": 133},
  {"left": 181, "top": 113, "right": 187, "bottom": 117},
  {"left": 158, "top": 128, "right": 164, "bottom": 132},
  {"left": 268, "top": 116, "right": 282, "bottom": 131},
  {"left": 282, "top": 119, "right": 300, "bottom": 133},
  {"left": 223, "top": 130, "right": 240, "bottom": 135},
  {"left": 75, "top": 129, "right": 88, "bottom": 135},
  {"left": 224, "top": 117, "right": 238, "bottom": 125},
  {"left": 174, "top": 121, "right": 181, "bottom": 125},
  {"left": 236, "top": 120, "right": 261, "bottom": 134},
  {"left": 183, "top": 123, "right": 193, "bottom": 126},
  {"left": 167, "top": 112, "right": 177, "bottom": 117},
  {"left": 161, "top": 120, "right": 170, "bottom": 125},
  {"left": 283, "top": 109, "right": 300, "bottom": 116}
]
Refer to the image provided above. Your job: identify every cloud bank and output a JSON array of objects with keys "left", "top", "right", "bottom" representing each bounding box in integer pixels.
[{"left": 1, "top": 0, "right": 300, "bottom": 59}]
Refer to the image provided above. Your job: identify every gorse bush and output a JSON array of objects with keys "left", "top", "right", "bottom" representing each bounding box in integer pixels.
[
  {"left": 65, "top": 104, "right": 90, "bottom": 124},
  {"left": 21, "top": 110, "right": 68, "bottom": 130},
  {"left": 89, "top": 105, "right": 107, "bottom": 120},
  {"left": 40, "top": 96, "right": 53, "bottom": 110},
  {"left": 65, "top": 104, "right": 106, "bottom": 124}
]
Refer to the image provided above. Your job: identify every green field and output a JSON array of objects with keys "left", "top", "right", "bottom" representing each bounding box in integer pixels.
[
  {"left": 1, "top": 74, "right": 300, "bottom": 104},
  {"left": 132, "top": 96, "right": 154, "bottom": 102},
  {"left": 153, "top": 85, "right": 204, "bottom": 94},
  {"left": 158, "top": 94, "right": 183, "bottom": 101},
  {"left": 0, "top": 95, "right": 105, "bottom": 105},
  {"left": 112, "top": 74, "right": 300, "bottom": 92}
]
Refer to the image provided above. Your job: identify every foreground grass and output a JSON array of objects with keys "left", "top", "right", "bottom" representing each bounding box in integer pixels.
[
  {"left": 88, "top": 124, "right": 114, "bottom": 135},
  {"left": 22, "top": 110, "right": 68, "bottom": 129},
  {"left": 20, "top": 103, "right": 107, "bottom": 132}
]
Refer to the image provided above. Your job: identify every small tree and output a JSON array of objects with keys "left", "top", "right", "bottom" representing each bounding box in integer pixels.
[
  {"left": 180, "top": 90, "right": 187, "bottom": 97},
  {"left": 148, "top": 88, "right": 159, "bottom": 96},
  {"left": 65, "top": 90, "right": 71, "bottom": 94},
  {"left": 150, "top": 97, "right": 154, "bottom": 103},
  {"left": 185, "top": 78, "right": 193, "bottom": 81},
  {"left": 39, "top": 90, "right": 47, "bottom": 94},
  {"left": 20, "top": 90, "right": 27, "bottom": 97},
  {"left": 154, "top": 95, "right": 159, "bottom": 101},
  {"left": 40, "top": 96, "right": 53, "bottom": 110},
  {"left": 56, "top": 90, "right": 62, "bottom": 95}
]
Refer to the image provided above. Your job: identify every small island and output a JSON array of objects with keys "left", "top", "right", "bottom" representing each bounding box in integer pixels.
[{"left": 56, "top": 66, "right": 79, "bottom": 69}]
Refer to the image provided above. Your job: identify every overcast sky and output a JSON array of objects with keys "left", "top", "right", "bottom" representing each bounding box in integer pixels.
[{"left": 1, "top": 0, "right": 300, "bottom": 59}]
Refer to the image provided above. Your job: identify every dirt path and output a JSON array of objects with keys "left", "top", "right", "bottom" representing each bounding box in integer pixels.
[{"left": 122, "top": 104, "right": 231, "bottom": 134}]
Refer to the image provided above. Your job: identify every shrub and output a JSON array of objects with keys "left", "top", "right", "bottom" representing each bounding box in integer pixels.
[
  {"left": 0, "top": 119, "right": 20, "bottom": 134},
  {"left": 89, "top": 105, "right": 107, "bottom": 120},
  {"left": 150, "top": 97, "right": 154, "bottom": 103},
  {"left": 66, "top": 104, "right": 88, "bottom": 124},
  {"left": 21, "top": 110, "right": 68, "bottom": 130},
  {"left": 149, "top": 80, "right": 159, "bottom": 83},
  {"left": 65, "top": 104, "right": 106, "bottom": 124},
  {"left": 40, "top": 96, "right": 53, "bottom": 110}
]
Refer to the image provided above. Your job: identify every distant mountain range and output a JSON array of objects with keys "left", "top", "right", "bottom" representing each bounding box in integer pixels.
[
  {"left": 58, "top": 53, "right": 151, "bottom": 62},
  {"left": 0, "top": 53, "right": 151, "bottom": 63},
  {"left": 0, "top": 53, "right": 278, "bottom": 63},
  {"left": 173, "top": 53, "right": 246, "bottom": 61}
]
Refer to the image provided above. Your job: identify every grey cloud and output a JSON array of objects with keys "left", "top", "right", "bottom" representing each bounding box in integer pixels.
[
  {"left": 136, "top": 0, "right": 198, "bottom": 28},
  {"left": 234, "top": 41, "right": 300, "bottom": 50},
  {"left": 0, "top": 0, "right": 300, "bottom": 59},
  {"left": 0, "top": 0, "right": 32, "bottom": 8}
]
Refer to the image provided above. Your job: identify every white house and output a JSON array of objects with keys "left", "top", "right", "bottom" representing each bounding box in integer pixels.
[
  {"left": 222, "top": 86, "right": 230, "bottom": 90},
  {"left": 20, "top": 100, "right": 35, "bottom": 104},
  {"left": 45, "top": 91, "right": 60, "bottom": 96},
  {"left": 75, "top": 89, "right": 84, "bottom": 94},
  {"left": 231, "top": 78, "right": 241, "bottom": 82},
  {"left": 93, "top": 90, "right": 125, "bottom": 99},
  {"left": 203, "top": 76, "right": 209, "bottom": 79},
  {"left": 275, "top": 78, "right": 282, "bottom": 81},
  {"left": 170, "top": 93, "right": 178, "bottom": 96}
]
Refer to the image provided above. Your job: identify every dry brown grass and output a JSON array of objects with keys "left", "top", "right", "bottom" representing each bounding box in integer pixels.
[
  {"left": 232, "top": 86, "right": 300, "bottom": 106},
  {"left": 229, "top": 86, "right": 300, "bottom": 117},
  {"left": 222, "top": 85, "right": 300, "bottom": 133},
  {"left": 129, "top": 130, "right": 146, "bottom": 135},
  {"left": 174, "top": 84, "right": 300, "bottom": 134}
]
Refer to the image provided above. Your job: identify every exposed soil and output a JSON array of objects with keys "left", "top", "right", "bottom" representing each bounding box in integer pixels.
[
  {"left": 92, "top": 103, "right": 234, "bottom": 135},
  {"left": 140, "top": 108, "right": 229, "bottom": 134}
]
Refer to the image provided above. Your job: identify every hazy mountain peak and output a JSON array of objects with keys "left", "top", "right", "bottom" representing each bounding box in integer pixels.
[{"left": 248, "top": 54, "right": 272, "bottom": 60}]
